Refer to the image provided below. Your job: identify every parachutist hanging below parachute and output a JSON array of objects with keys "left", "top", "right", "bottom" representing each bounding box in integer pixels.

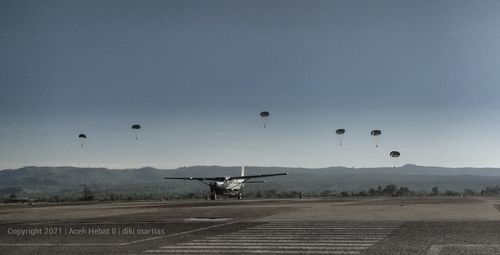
[
  {"left": 370, "top": 129, "right": 382, "bottom": 148},
  {"left": 390, "top": 151, "right": 400, "bottom": 168},
  {"left": 335, "top": 128, "right": 346, "bottom": 147},
  {"left": 259, "top": 111, "right": 270, "bottom": 128},
  {"left": 78, "top": 133, "right": 87, "bottom": 148},
  {"left": 132, "top": 124, "right": 141, "bottom": 140}
]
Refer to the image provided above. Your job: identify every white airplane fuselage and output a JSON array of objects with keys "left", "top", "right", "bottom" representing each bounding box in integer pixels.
[{"left": 212, "top": 178, "right": 245, "bottom": 196}]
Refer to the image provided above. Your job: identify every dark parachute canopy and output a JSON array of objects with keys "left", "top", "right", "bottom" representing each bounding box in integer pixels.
[
  {"left": 132, "top": 124, "right": 141, "bottom": 140},
  {"left": 335, "top": 129, "right": 345, "bottom": 135},
  {"left": 78, "top": 134, "right": 87, "bottom": 138},
  {"left": 335, "top": 129, "right": 346, "bottom": 147},
  {"left": 390, "top": 151, "right": 400, "bottom": 157},
  {"left": 259, "top": 111, "right": 270, "bottom": 128},
  {"left": 370, "top": 129, "right": 382, "bottom": 148}
]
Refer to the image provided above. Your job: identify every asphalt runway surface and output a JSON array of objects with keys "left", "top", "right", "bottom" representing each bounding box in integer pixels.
[{"left": 2, "top": 197, "right": 500, "bottom": 254}]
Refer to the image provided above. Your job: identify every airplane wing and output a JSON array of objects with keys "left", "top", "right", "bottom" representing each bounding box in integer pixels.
[
  {"left": 243, "top": 180, "right": 265, "bottom": 183},
  {"left": 228, "top": 173, "right": 288, "bottom": 180},
  {"left": 163, "top": 177, "right": 221, "bottom": 181}
]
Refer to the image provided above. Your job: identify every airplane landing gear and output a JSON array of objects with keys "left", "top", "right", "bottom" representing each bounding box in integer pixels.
[{"left": 237, "top": 193, "right": 242, "bottom": 200}]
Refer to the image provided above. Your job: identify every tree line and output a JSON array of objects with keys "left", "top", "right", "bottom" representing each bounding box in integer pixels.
[{"left": 6, "top": 184, "right": 500, "bottom": 203}]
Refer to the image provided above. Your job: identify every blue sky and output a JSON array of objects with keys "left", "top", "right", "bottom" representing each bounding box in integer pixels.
[{"left": 2, "top": 0, "right": 500, "bottom": 169}]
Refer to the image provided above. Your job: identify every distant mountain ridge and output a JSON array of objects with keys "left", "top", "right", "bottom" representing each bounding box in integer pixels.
[{"left": 2, "top": 165, "right": 500, "bottom": 198}]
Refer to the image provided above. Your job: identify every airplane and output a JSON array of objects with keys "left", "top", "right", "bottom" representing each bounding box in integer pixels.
[{"left": 164, "top": 166, "right": 288, "bottom": 200}]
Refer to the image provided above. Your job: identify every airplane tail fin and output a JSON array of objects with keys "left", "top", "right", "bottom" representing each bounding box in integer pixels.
[{"left": 241, "top": 165, "right": 245, "bottom": 177}]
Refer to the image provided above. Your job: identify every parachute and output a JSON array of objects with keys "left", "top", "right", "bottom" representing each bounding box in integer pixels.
[
  {"left": 335, "top": 128, "right": 346, "bottom": 147},
  {"left": 132, "top": 124, "right": 141, "bottom": 140},
  {"left": 78, "top": 133, "right": 87, "bottom": 148},
  {"left": 259, "top": 111, "right": 270, "bottom": 128},
  {"left": 390, "top": 151, "right": 401, "bottom": 168},
  {"left": 390, "top": 151, "right": 400, "bottom": 157},
  {"left": 370, "top": 129, "right": 382, "bottom": 148}
]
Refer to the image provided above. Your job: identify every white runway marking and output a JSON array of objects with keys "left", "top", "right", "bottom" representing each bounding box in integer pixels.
[
  {"left": 145, "top": 221, "right": 402, "bottom": 254},
  {"left": 427, "top": 244, "right": 500, "bottom": 255},
  {"left": 146, "top": 250, "right": 361, "bottom": 254}
]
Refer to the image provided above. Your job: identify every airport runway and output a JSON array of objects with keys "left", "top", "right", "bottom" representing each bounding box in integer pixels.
[{"left": 1, "top": 197, "right": 500, "bottom": 254}]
